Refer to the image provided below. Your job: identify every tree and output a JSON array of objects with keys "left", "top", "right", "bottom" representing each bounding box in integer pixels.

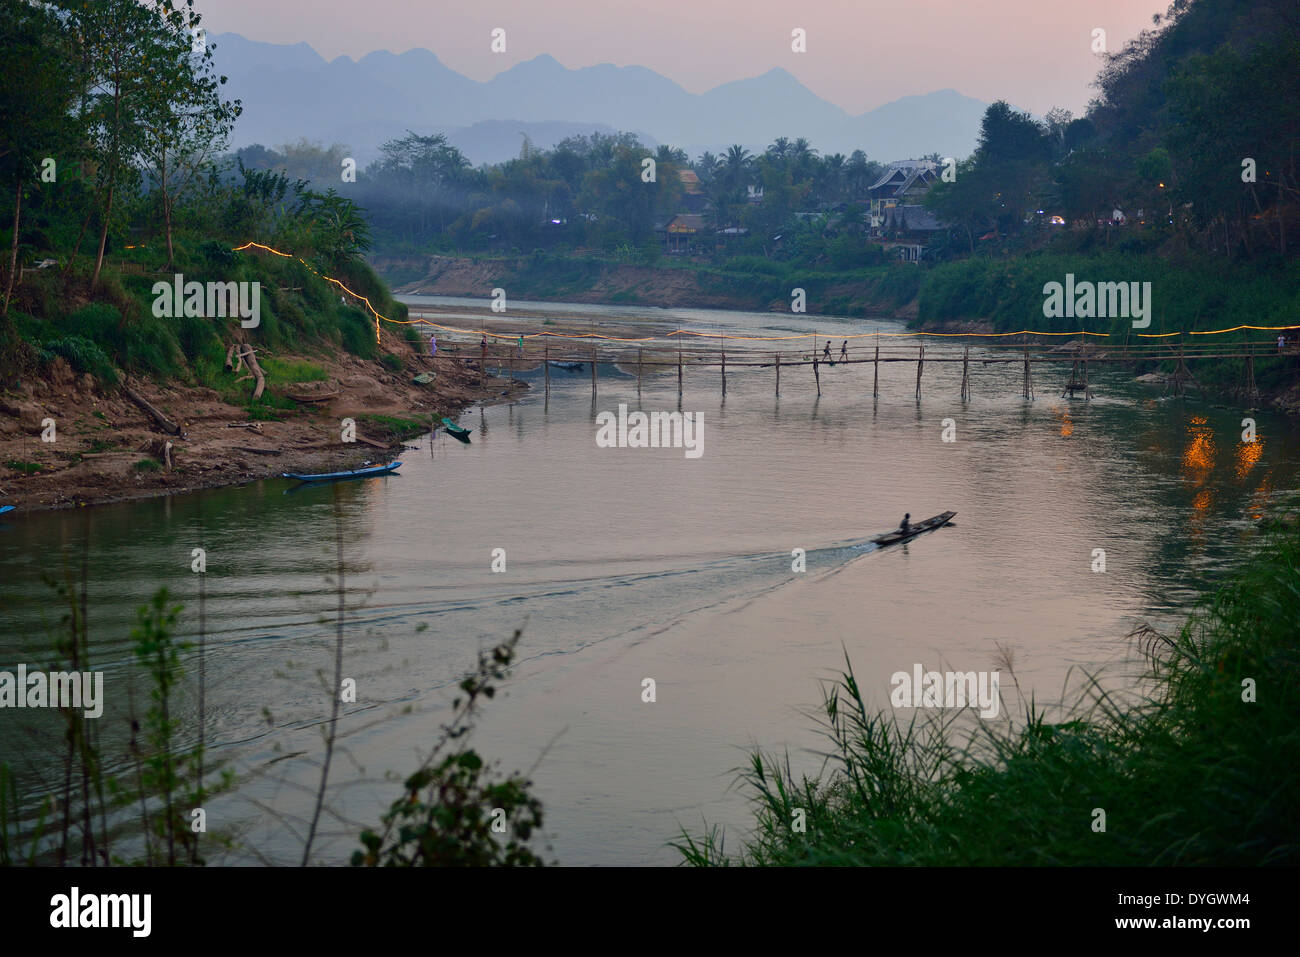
[
  {"left": 0, "top": 0, "right": 80, "bottom": 317},
  {"left": 722, "top": 145, "right": 752, "bottom": 192},
  {"left": 694, "top": 151, "right": 720, "bottom": 185},
  {"left": 69, "top": 0, "right": 225, "bottom": 288},
  {"left": 138, "top": 5, "right": 241, "bottom": 267}
]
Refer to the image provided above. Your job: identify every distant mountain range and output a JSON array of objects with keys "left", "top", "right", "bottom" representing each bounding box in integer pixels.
[{"left": 211, "top": 33, "right": 990, "bottom": 167}]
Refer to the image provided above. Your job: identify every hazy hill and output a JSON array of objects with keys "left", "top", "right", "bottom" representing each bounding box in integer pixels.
[{"left": 211, "top": 33, "right": 988, "bottom": 165}]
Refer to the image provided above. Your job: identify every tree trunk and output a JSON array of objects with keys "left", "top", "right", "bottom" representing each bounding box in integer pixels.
[
  {"left": 3, "top": 180, "right": 20, "bottom": 317},
  {"left": 161, "top": 151, "right": 175, "bottom": 269},
  {"left": 1274, "top": 180, "right": 1284, "bottom": 257},
  {"left": 121, "top": 380, "right": 184, "bottom": 436},
  {"left": 90, "top": 179, "right": 114, "bottom": 290},
  {"left": 64, "top": 204, "right": 95, "bottom": 283}
]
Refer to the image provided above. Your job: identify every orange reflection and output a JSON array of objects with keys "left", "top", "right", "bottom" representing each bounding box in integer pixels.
[
  {"left": 1181, "top": 417, "right": 1216, "bottom": 475},
  {"left": 1247, "top": 474, "right": 1274, "bottom": 521},
  {"left": 1235, "top": 437, "right": 1264, "bottom": 481},
  {"left": 1053, "top": 405, "right": 1073, "bottom": 437}
]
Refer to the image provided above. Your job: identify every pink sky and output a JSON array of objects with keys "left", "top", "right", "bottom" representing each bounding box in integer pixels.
[{"left": 197, "top": 0, "right": 1172, "bottom": 116}]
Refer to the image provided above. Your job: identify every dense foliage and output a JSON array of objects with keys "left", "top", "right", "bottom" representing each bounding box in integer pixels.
[{"left": 0, "top": 0, "right": 394, "bottom": 387}]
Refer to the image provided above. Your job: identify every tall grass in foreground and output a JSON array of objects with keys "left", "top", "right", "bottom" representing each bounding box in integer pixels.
[{"left": 677, "top": 520, "right": 1300, "bottom": 866}]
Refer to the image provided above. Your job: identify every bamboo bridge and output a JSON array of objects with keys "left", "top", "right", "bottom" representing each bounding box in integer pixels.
[{"left": 438, "top": 336, "right": 1297, "bottom": 405}]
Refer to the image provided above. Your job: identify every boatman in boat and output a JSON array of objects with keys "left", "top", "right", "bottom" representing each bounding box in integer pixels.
[{"left": 900, "top": 513, "right": 911, "bottom": 536}]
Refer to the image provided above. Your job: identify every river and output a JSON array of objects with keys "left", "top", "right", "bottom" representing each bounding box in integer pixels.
[{"left": 1, "top": 300, "right": 1296, "bottom": 865}]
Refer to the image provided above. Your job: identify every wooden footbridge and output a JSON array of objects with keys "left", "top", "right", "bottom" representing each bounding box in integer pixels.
[{"left": 438, "top": 335, "right": 1296, "bottom": 405}]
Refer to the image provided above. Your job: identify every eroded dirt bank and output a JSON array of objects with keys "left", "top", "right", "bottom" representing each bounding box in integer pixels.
[{"left": 0, "top": 333, "right": 523, "bottom": 513}]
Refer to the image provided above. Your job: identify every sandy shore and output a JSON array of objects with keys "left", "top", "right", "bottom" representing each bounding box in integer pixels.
[{"left": 0, "top": 331, "right": 525, "bottom": 514}]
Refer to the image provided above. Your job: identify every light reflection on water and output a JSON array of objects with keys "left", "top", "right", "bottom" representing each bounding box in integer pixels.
[{"left": 1, "top": 308, "right": 1297, "bottom": 865}]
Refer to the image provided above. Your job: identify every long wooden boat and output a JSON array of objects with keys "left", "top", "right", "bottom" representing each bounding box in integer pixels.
[
  {"left": 441, "top": 417, "right": 472, "bottom": 437},
  {"left": 548, "top": 360, "right": 584, "bottom": 371},
  {"left": 283, "top": 461, "right": 402, "bottom": 482},
  {"left": 871, "top": 511, "right": 956, "bottom": 546}
]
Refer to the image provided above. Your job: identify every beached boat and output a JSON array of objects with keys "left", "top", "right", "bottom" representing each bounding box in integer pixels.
[
  {"left": 871, "top": 511, "right": 956, "bottom": 546},
  {"left": 282, "top": 461, "right": 402, "bottom": 482},
  {"left": 441, "top": 417, "right": 472, "bottom": 437},
  {"left": 0, "top": 505, "right": 14, "bottom": 515},
  {"left": 548, "top": 360, "right": 584, "bottom": 371}
]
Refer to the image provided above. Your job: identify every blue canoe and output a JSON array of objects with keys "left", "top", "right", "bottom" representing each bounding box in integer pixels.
[
  {"left": 0, "top": 505, "right": 14, "bottom": 515},
  {"left": 283, "top": 461, "right": 402, "bottom": 483}
]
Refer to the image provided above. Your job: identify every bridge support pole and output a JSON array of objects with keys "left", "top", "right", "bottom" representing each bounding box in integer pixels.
[
  {"left": 1244, "top": 346, "right": 1259, "bottom": 406},
  {"left": 915, "top": 344, "right": 924, "bottom": 399},
  {"left": 637, "top": 347, "right": 643, "bottom": 393},
  {"left": 677, "top": 342, "right": 683, "bottom": 401},
  {"left": 1022, "top": 346, "right": 1034, "bottom": 400},
  {"left": 591, "top": 347, "right": 597, "bottom": 399},
  {"left": 961, "top": 345, "right": 970, "bottom": 401},
  {"left": 812, "top": 357, "right": 821, "bottom": 396},
  {"left": 873, "top": 345, "right": 879, "bottom": 398},
  {"left": 775, "top": 352, "right": 780, "bottom": 397},
  {"left": 543, "top": 345, "right": 550, "bottom": 397},
  {"left": 721, "top": 349, "right": 726, "bottom": 397}
]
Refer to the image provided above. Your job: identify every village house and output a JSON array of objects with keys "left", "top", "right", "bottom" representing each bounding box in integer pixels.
[
  {"left": 868, "top": 160, "right": 940, "bottom": 226},
  {"left": 657, "top": 213, "right": 708, "bottom": 253}
]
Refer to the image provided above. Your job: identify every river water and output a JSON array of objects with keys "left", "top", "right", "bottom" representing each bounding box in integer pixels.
[{"left": 1, "top": 300, "right": 1296, "bottom": 865}]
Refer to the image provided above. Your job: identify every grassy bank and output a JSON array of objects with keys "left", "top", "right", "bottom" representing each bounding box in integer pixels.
[
  {"left": 678, "top": 515, "right": 1300, "bottom": 866},
  {"left": 381, "top": 250, "right": 923, "bottom": 318},
  {"left": 8, "top": 241, "right": 412, "bottom": 396}
]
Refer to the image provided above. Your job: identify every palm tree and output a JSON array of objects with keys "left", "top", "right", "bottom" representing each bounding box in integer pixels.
[
  {"left": 790, "top": 137, "right": 818, "bottom": 181},
  {"left": 656, "top": 144, "right": 688, "bottom": 165},
  {"left": 820, "top": 153, "right": 846, "bottom": 203},
  {"left": 723, "top": 145, "right": 752, "bottom": 191},
  {"left": 694, "top": 151, "right": 719, "bottom": 185}
]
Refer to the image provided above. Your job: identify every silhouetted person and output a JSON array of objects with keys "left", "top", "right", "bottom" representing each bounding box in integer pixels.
[
  {"left": 822, "top": 341, "right": 832, "bottom": 361},
  {"left": 840, "top": 340, "right": 848, "bottom": 360},
  {"left": 900, "top": 513, "right": 911, "bottom": 535}
]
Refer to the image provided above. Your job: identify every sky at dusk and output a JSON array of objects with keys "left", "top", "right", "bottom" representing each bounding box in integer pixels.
[{"left": 196, "top": 0, "right": 1172, "bottom": 117}]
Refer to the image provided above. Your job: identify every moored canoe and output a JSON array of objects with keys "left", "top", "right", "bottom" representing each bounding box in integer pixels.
[{"left": 283, "top": 461, "right": 402, "bottom": 482}]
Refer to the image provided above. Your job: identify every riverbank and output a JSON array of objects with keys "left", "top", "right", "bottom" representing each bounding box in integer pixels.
[
  {"left": 382, "top": 251, "right": 1300, "bottom": 411},
  {"left": 0, "top": 336, "right": 523, "bottom": 513},
  {"left": 679, "top": 514, "right": 1300, "bottom": 866},
  {"left": 376, "top": 252, "right": 923, "bottom": 319}
]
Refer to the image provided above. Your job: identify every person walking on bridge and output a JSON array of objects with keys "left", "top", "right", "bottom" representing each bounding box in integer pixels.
[
  {"left": 840, "top": 340, "right": 849, "bottom": 361},
  {"left": 822, "top": 341, "right": 832, "bottom": 362}
]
